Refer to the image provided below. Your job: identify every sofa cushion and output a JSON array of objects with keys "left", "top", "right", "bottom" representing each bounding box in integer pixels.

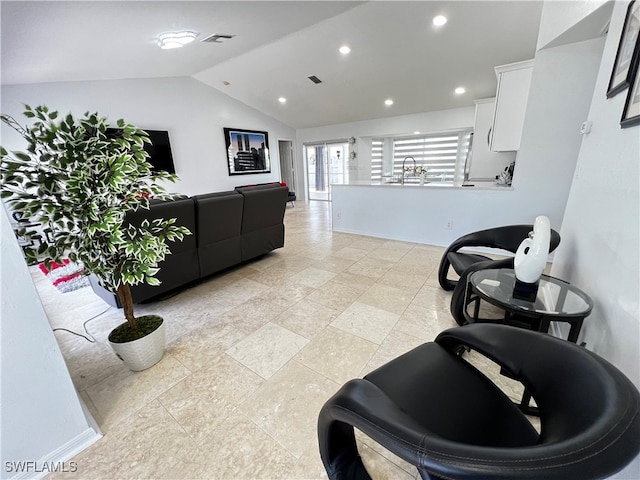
[
  {"left": 193, "top": 191, "right": 244, "bottom": 243},
  {"left": 236, "top": 186, "right": 288, "bottom": 233},
  {"left": 236, "top": 185, "right": 287, "bottom": 260},
  {"left": 193, "top": 191, "right": 244, "bottom": 277}
]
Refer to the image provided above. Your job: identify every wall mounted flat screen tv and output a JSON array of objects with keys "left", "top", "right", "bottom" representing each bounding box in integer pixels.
[{"left": 106, "top": 128, "right": 176, "bottom": 174}]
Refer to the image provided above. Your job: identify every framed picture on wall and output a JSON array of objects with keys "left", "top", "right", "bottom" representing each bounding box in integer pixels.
[
  {"left": 223, "top": 127, "right": 271, "bottom": 175},
  {"left": 621, "top": 57, "right": 640, "bottom": 127},
  {"left": 607, "top": 0, "right": 640, "bottom": 98}
]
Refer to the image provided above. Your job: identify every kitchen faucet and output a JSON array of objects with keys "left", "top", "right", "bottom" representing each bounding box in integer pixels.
[{"left": 401, "top": 156, "right": 416, "bottom": 185}]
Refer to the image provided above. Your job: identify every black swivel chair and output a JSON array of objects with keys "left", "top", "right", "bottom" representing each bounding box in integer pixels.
[
  {"left": 318, "top": 324, "right": 640, "bottom": 480},
  {"left": 437, "top": 225, "right": 561, "bottom": 325}
]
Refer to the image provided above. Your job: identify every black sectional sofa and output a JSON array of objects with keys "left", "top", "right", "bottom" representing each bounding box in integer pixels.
[{"left": 90, "top": 184, "right": 288, "bottom": 307}]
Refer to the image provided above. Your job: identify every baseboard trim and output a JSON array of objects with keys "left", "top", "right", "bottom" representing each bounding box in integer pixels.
[
  {"left": 8, "top": 428, "right": 102, "bottom": 480},
  {"left": 331, "top": 226, "right": 451, "bottom": 248}
]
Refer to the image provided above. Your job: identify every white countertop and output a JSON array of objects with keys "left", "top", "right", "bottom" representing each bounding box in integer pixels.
[{"left": 333, "top": 180, "right": 513, "bottom": 190}]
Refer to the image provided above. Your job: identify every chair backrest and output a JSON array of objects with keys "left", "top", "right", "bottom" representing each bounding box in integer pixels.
[
  {"left": 434, "top": 324, "right": 640, "bottom": 479},
  {"left": 438, "top": 224, "right": 561, "bottom": 291},
  {"left": 451, "top": 224, "right": 561, "bottom": 254},
  {"left": 319, "top": 323, "right": 640, "bottom": 480}
]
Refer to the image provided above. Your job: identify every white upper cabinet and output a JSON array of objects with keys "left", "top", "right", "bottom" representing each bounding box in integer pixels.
[
  {"left": 467, "top": 98, "right": 516, "bottom": 180},
  {"left": 490, "top": 60, "right": 534, "bottom": 152}
]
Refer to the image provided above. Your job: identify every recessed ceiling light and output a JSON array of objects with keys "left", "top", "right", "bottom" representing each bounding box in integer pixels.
[
  {"left": 384, "top": 99, "right": 394, "bottom": 106},
  {"left": 433, "top": 15, "right": 447, "bottom": 27},
  {"left": 414, "top": 131, "right": 421, "bottom": 135},
  {"left": 339, "top": 45, "right": 351, "bottom": 55},
  {"left": 157, "top": 31, "right": 199, "bottom": 49},
  {"left": 278, "top": 97, "right": 287, "bottom": 104},
  {"left": 454, "top": 87, "right": 466, "bottom": 95}
]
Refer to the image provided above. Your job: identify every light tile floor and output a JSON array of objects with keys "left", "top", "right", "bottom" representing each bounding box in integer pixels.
[{"left": 34, "top": 201, "right": 529, "bottom": 480}]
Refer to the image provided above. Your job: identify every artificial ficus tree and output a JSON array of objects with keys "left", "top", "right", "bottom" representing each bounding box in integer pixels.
[{"left": 1, "top": 105, "right": 190, "bottom": 331}]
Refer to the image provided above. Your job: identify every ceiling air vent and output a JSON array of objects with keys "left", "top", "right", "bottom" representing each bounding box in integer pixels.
[
  {"left": 307, "top": 75, "right": 322, "bottom": 84},
  {"left": 201, "top": 33, "right": 235, "bottom": 43}
]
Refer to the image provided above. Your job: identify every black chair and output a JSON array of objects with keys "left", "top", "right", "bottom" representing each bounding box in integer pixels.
[
  {"left": 318, "top": 324, "right": 640, "bottom": 480},
  {"left": 287, "top": 190, "right": 296, "bottom": 206},
  {"left": 437, "top": 225, "right": 561, "bottom": 325}
]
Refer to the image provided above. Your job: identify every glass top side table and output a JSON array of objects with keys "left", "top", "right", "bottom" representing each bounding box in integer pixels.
[{"left": 464, "top": 268, "right": 594, "bottom": 343}]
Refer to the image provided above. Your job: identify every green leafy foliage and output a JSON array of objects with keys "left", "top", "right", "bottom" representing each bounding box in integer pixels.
[{"left": 1, "top": 105, "right": 191, "bottom": 326}]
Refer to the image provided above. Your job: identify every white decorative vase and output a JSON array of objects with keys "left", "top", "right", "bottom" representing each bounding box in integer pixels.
[
  {"left": 514, "top": 215, "right": 551, "bottom": 284},
  {"left": 108, "top": 317, "right": 165, "bottom": 371}
]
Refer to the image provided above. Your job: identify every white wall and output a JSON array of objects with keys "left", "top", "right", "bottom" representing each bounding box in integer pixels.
[
  {"left": 550, "top": 1, "right": 639, "bottom": 387},
  {"left": 545, "top": 2, "right": 639, "bottom": 477},
  {"left": 1, "top": 207, "right": 100, "bottom": 479},
  {"left": 513, "top": 36, "right": 605, "bottom": 218},
  {"left": 1, "top": 77, "right": 296, "bottom": 196},
  {"left": 537, "top": 0, "right": 610, "bottom": 50}
]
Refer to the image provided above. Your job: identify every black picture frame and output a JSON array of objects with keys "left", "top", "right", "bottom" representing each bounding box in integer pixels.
[
  {"left": 223, "top": 127, "right": 271, "bottom": 175},
  {"left": 621, "top": 55, "right": 640, "bottom": 127},
  {"left": 607, "top": 0, "right": 640, "bottom": 98}
]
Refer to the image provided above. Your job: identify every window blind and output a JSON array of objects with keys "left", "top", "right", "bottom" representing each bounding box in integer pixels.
[
  {"left": 371, "top": 130, "right": 472, "bottom": 183},
  {"left": 371, "top": 139, "right": 383, "bottom": 182},
  {"left": 392, "top": 131, "right": 471, "bottom": 183}
]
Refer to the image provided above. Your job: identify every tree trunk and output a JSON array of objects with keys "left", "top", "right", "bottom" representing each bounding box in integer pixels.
[{"left": 116, "top": 283, "right": 138, "bottom": 331}]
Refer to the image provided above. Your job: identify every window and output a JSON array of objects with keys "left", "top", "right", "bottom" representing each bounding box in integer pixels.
[
  {"left": 371, "top": 130, "right": 472, "bottom": 184},
  {"left": 371, "top": 139, "right": 383, "bottom": 181}
]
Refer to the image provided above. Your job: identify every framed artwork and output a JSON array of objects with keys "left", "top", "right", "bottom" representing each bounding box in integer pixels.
[
  {"left": 621, "top": 57, "right": 640, "bottom": 127},
  {"left": 607, "top": 0, "right": 640, "bottom": 98},
  {"left": 223, "top": 127, "right": 270, "bottom": 175}
]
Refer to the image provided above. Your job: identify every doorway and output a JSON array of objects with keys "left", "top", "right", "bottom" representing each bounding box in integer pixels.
[
  {"left": 278, "top": 139, "right": 296, "bottom": 192},
  {"left": 304, "top": 141, "right": 349, "bottom": 201}
]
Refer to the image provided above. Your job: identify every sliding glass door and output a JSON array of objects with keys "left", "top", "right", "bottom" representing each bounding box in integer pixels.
[{"left": 305, "top": 141, "right": 349, "bottom": 201}]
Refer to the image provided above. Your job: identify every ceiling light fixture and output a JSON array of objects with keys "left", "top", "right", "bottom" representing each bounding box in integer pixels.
[
  {"left": 278, "top": 97, "right": 287, "bottom": 104},
  {"left": 384, "top": 99, "right": 394, "bottom": 106},
  {"left": 339, "top": 45, "right": 351, "bottom": 55},
  {"left": 454, "top": 86, "right": 466, "bottom": 95},
  {"left": 157, "top": 31, "right": 199, "bottom": 50},
  {"left": 433, "top": 15, "right": 447, "bottom": 27}
]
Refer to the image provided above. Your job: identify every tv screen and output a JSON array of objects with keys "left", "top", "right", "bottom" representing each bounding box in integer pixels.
[{"left": 106, "top": 128, "right": 176, "bottom": 174}]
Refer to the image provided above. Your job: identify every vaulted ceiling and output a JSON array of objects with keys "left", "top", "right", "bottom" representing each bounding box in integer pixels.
[{"left": 1, "top": 1, "right": 543, "bottom": 128}]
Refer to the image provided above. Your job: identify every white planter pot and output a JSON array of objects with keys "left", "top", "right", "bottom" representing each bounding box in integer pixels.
[{"left": 108, "top": 317, "right": 165, "bottom": 371}]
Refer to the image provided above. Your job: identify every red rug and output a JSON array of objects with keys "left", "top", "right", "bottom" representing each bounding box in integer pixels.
[{"left": 39, "top": 259, "right": 90, "bottom": 293}]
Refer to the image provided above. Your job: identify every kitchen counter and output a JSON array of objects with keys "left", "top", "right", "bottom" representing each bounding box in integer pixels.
[
  {"left": 330, "top": 181, "right": 536, "bottom": 248},
  {"left": 343, "top": 180, "right": 512, "bottom": 190}
]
